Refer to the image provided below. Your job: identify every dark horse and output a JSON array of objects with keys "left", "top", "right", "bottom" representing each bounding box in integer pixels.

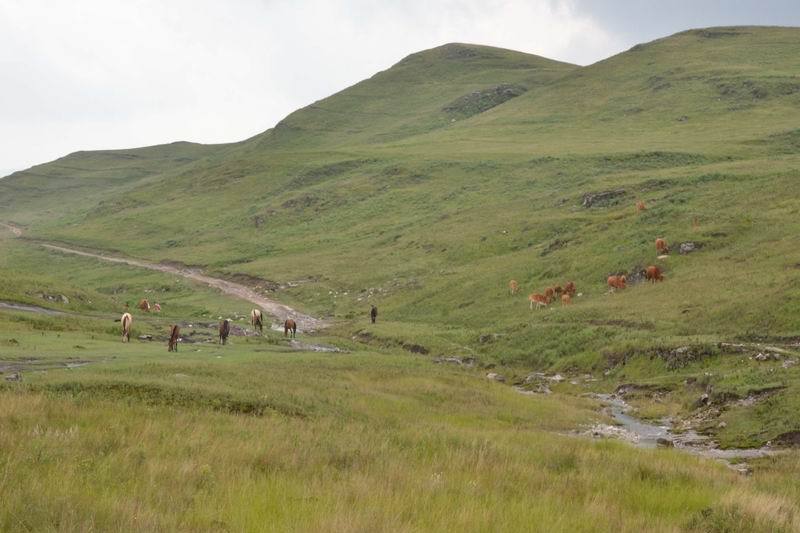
[
  {"left": 284, "top": 318, "right": 297, "bottom": 339},
  {"left": 168, "top": 324, "right": 180, "bottom": 352},
  {"left": 219, "top": 319, "right": 231, "bottom": 345},
  {"left": 370, "top": 305, "right": 378, "bottom": 324}
]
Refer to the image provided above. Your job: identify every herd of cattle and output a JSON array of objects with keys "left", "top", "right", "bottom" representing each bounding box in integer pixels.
[
  {"left": 119, "top": 305, "right": 298, "bottom": 348},
  {"left": 512, "top": 236, "right": 670, "bottom": 310}
]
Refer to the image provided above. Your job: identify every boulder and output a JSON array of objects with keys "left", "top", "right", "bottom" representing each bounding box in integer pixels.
[
  {"left": 679, "top": 242, "right": 701, "bottom": 254},
  {"left": 486, "top": 372, "right": 506, "bottom": 383}
]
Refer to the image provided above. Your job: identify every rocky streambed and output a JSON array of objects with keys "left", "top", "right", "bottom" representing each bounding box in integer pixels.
[{"left": 584, "top": 393, "right": 777, "bottom": 474}]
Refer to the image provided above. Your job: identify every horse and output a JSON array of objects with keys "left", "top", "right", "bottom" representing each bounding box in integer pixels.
[
  {"left": 284, "top": 319, "right": 297, "bottom": 339},
  {"left": 250, "top": 309, "right": 263, "bottom": 333},
  {"left": 528, "top": 293, "right": 548, "bottom": 310},
  {"left": 153, "top": 303, "right": 161, "bottom": 312},
  {"left": 370, "top": 305, "right": 378, "bottom": 324},
  {"left": 120, "top": 312, "right": 133, "bottom": 342},
  {"left": 168, "top": 324, "right": 180, "bottom": 352},
  {"left": 138, "top": 299, "right": 151, "bottom": 312},
  {"left": 561, "top": 293, "right": 572, "bottom": 306},
  {"left": 509, "top": 279, "right": 519, "bottom": 295},
  {"left": 636, "top": 200, "right": 647, "bottom": 213},
  {"left": 219, "top": 319, "right": 231, "bottom": 345}
]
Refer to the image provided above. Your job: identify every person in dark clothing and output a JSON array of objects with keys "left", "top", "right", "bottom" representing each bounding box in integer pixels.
[{"left": 370, "top": 305, "right": 378, "bottom": 324}]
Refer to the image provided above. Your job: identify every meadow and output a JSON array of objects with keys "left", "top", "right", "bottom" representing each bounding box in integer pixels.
[{"left": 2, "top": 26, "right": 800, "bottom": 530}]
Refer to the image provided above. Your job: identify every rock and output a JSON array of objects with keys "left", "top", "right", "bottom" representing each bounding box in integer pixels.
[
  {"left": 679, "top": 242, "right": 701, "bottom": 254},
  {"left": 782, "top": 359, "right": 797, "bottom": 369},
  {"left": 695, "top": 393, "right": 710, "bottom": 408},
  {"left": 434, "top": 356, "right": 476, "bottom": 367},
  {"left": 4, "top": 372, "right": 21, "bottom": 382},
  {"left": 754, "top": 352, "right": 780, "bottom": 362},
  {"left": 656, "top": 437, "right": 674, "bottom": 448},
  {"left": 138, "top": 335, "right": 153, "bottom": 341},
  {"left": 581, "top": 189, "right": 627, "bottom": 208},
  {"left": 717, "top": 421, "right": 727, "bottom": 428},
  {"left": 486, "top": 372, "right": 506, "bottom": 383},
  {"left": 549, "top": 374, "right": 565, "bottom": 383},
  {"left": 730, "top": 463, "right": 752, "bottom": 476}
]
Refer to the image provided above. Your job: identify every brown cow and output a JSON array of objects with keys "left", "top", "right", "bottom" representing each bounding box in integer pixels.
[
  {"left": 120, "top": 312, "right": 133, "bottom": 342},
  {"left": 284, "top": 319, "right": 297, "bottom": 338},
  {"left": 529, "top": 293, "right": 548, "bottom": 310},
  {"left": 168, "top": 325, "right": 180, "bottom": 352},
  {"left": 644, "top": 265, "right": 664, "bottom": 283},
  {"left": 607, "top": 275, "right": 627, "bottom": 290},
  {"left": 564, "top": 281, "right": 576, "bottom": 296},
  {"left": 655, "top": 238, "right": 669, "bottom": 255},
  {"left": 509, "top": 279, "right": 519, "bottom": 295},
  {"left": 138, "top": 299, "right": 151, "bottom": 312},
  {"left": 250, "top": 309, "right": 263, "bottom": 333},
  {"left": 561, "top": 293, "right": 572, "bottom": 306},
  {"left": 219, "top": 319, "right": 231, "bottom": 345},
  {"left": 544, "top": 287, "right": 555, "bottom": 304},
  {"left": 636, "top": 200, "right": 647, "bottom": 213}
]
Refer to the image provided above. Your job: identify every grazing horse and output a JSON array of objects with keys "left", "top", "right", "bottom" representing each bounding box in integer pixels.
[
  {"left": 250, "top": 309, "right": 263, "bottom": 333},
  {"left": 544, "top": 287, "right": 555, "bottom": 304},
  {"left": 120, "top": 312, "right": 133, "bottom": 342},
  {"left": 370, "top": 305, "right": 378, "bottom": 324},
  {"left": 509, "top": 279, "right": 519, "bottom": 295},
  {"left": 553, "top": 285, "right": 563, "bottom": 297},
  {"left": 644, "top": 265, "right": 664, "bottom": 283},
  {"left": 153, "top": 303, "right": 161, "bottom": 312},
  {"left": 655, "top": 238, "right": 669, "bottom": 255},
  {"left": 607, "top": 275, "right": 627, "bottom": 291},
  {"left": 168, "top": 325, "right": 180, "bottom": 352},
  {"left": 138, "top": 299, "right": 151, "bottom": 312},
  {"left": 636, "top": 200, "right": 647, "bottom": 213},
  {"left": 284, "top": 319, "right": 297, "bottom": 338},
  {"left": 218, "top": 319, "right": 231, "bottom": 345},
  {"left": 564, "top": 281, "right": 576, "bottom": 297},
  {"left": 529, "top": 293, "right": 548, "bottom": 310},
  {"left": 561, "top": 293, "right": 572, "bottom": 306}
]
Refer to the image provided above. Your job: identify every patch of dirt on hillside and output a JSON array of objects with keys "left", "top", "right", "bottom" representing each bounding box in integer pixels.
[{"left": 443, "top": 84, "right": 527, "bottom": 118}]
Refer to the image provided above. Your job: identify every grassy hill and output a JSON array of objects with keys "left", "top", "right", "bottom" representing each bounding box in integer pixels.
[{"left": 3, "top": 26, "right": 800, "bottom": 530}]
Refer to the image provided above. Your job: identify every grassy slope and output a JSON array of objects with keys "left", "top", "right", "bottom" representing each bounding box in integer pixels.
[
  {"left": 2, "top": 310, "right": 800, "bottom": 532},
  {"left": 2, "top": 28, "right": 800, "bottom": 527}
]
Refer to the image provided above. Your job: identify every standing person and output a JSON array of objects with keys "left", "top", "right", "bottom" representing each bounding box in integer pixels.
[{"left": 370, "top": 305, "right": 378, "bottom": 324}]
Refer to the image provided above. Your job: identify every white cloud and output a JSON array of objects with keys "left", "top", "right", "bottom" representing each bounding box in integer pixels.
[{"left": 0, "top": 0, "right": 623, "bottom": 174}]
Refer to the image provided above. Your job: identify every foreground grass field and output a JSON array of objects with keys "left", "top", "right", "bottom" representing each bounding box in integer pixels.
[
  {"left": 2, "top": 26, "right": 800, "bottom": 530},
  {"left": 2, "top": 310, "right": 800, "bottom": 532}
]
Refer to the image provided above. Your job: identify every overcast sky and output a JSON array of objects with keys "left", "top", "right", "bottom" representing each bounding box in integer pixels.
[{"left": 1, "top": 0, "right": 798, "bottom": 176}]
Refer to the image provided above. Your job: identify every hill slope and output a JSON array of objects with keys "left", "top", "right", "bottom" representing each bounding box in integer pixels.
[{"left": 2, "top": 28, "right": 800, "bottom": 383}]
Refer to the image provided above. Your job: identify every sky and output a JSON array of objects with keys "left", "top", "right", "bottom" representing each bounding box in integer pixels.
[{"left": 1, "top": 0, "right": 799, "bottom": 176}]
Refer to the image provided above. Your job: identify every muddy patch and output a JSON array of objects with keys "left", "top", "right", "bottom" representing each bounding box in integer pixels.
[
  {"left": 0, "top": 357, "right": 94, "bottom": 376},
  {"left": 0, "top": 301, "right": 66, "bottom": 316}
]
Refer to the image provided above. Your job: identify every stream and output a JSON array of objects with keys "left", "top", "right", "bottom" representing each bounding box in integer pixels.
[{"left": 590, "top": 393, "right": 777, "bottom": 468}]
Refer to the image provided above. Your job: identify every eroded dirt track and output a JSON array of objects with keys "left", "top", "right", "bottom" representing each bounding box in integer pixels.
[
  {"left": 1, "top": 223, "right": 326, "bottom": 331},
  {"left": 40, "top": 244, "right": 327, "bottom": 331}
]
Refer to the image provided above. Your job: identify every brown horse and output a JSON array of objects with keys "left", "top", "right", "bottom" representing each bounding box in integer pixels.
[
  {"left": 168, "top": 325, "right": 180, "bottom": 352},
  {"left": 250, "top": 309, "right": 263, "bottom": 333},
  {"left": 564, "top": 281, "right": 577, "bottom": 297},
  {"left": 121, "top": 312, "right": 133, "bottom": 342},
  {"left": 509, "top": 279, "right": 519, "bottom": 295},
  {"left": 284, "top": 319, "right": 297, "bottom": 339},
  {"left": 219, "top": 319, "right": 231, "bottom": 345},
  {"left": 138, "top": 299, "right": 151, "bottom": 312},
  {"left": 370, "top": 305, "right": 378, "bottom": 324}
]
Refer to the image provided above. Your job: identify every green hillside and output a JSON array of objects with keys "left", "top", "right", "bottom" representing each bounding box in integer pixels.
[{"left": 3, "top": 26, "right": 800, "bottom": 530}]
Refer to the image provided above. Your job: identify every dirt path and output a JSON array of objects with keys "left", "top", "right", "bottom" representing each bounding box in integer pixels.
[
  {"left": 1, "top": 223, "right": 326, "bottom": 331},
  {"left": 0, "top": 222, "right": 22, "bottom": 237},
  {"left": 40, "top": 244, "right": 327, "bottom": 331}
]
